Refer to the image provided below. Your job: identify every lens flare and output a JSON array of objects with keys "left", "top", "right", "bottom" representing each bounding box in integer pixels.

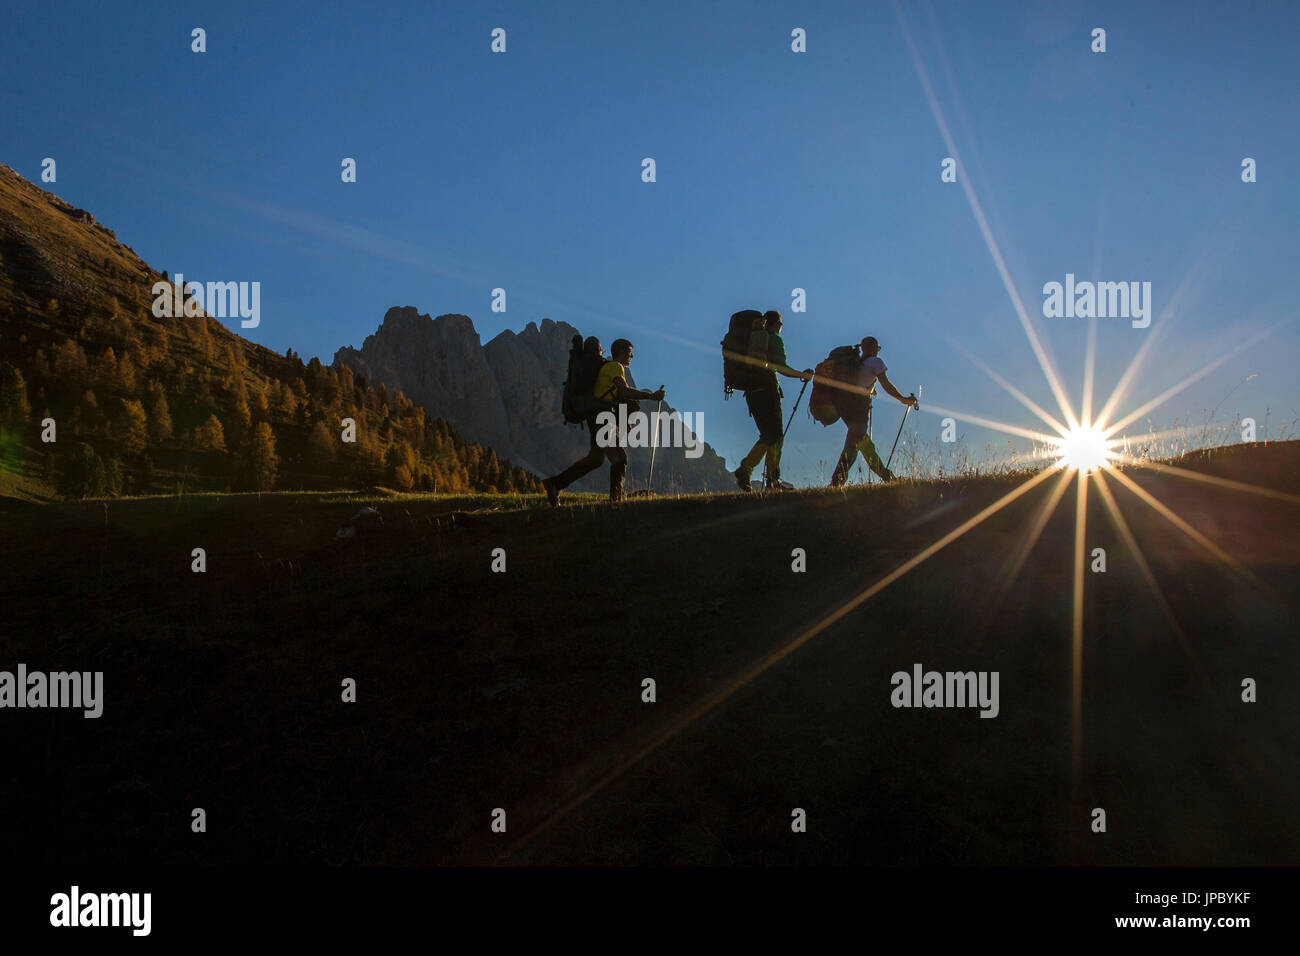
[
  {"left": 496, "top": 8, "right": 1296, "bottom": 858},
  {"left": 1056, "top": 425, "right": 1111, "bottom": 473}
]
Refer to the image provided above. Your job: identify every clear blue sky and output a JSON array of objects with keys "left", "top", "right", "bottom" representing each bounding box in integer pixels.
[{"left": 3, "top": 0, "right": 1297, "bottom": 484}]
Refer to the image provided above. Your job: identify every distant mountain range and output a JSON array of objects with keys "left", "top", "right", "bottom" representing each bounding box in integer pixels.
[{"left": 334, "top": 307, "right": 733, "bottom": 493}]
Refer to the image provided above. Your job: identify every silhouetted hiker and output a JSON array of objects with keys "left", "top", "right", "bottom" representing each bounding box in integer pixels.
[
  {"left": 827, "top": 336, "right": 918, "bottom": 485},
  {"left": 729, "top": 310, "right": 812, "bottom": 492},
  {"left": 545, "top": 337, "right": 664, "bottom": 505}
]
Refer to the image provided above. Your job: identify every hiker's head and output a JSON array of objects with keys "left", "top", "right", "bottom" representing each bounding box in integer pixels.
[
  {"left": 763, "top": 310, "right": 783, "bottom": 333},
  {"left": 583, "top": 336, "right": 603, "bottom": 357},
  {"left": 611, "top": 338, "right": 634, "bottom": 365},
  {"left": 861, "top": 336, "right": 880, "bottom": 357}
]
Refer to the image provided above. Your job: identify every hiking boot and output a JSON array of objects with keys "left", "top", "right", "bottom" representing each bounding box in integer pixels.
[
  {"left": 542, "top": 477, "right": 560, "bottom": 507},
  {"left": 734, "top": 467, "right": 753, "bottom": 492},
  {"left": 767, "top": 478, "right": 795, "bottom": 492},
  {"left": 878, "top": 468, "right": 896, "bottom": 482}
]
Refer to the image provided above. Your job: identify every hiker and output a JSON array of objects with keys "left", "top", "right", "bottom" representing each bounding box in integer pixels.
[
  {"left": 827, "top": 335, "right": 918, "bottom": 486},
  {"left": 727, "top": 310, "right": 813, "bottom": 492},
  {"left": 545, "top": 337, "right": 664, "bottom": 505}
]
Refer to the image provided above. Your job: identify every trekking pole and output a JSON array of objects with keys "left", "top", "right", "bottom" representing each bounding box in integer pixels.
[
  {"left": 866, "top": 394, "right": 874, "bottom": 483},
  {"left": 885, "top": 403, "right": 911, "bottom": 472},
  {"left": 647, "top": 394, "right": 663, "bottom": 493},
  {"left": 783, "top": 377, "right": 810, "bottom": 441}
]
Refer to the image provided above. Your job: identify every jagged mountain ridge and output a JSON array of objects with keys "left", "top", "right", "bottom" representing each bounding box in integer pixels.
[{"left": 335, "top": 307, "right": 733, "bottom": 492}]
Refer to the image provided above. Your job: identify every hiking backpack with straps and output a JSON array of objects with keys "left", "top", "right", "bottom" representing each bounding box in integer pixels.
[
  {"left": 721, "top": 309, "right": 768, "bottom": 397},
  {"left": 561, "top": 334, "right": 614, "bottom": 424},
  {"left": 808, "top": 345, "right": 864, "bottom": 426}
]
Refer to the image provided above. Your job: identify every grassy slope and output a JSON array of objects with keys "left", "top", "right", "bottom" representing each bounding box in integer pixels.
[{"left": 1, "top": 443, "right": 1298, "bottom": 866}]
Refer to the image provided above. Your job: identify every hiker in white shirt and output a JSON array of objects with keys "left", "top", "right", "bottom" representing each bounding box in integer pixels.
[{"left": 830, "top": 336, "right": 918, "bottom": 485}]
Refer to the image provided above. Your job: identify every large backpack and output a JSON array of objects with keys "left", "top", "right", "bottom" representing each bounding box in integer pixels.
[
  {"left": 721, "top": 310, "right": 768, "bottom": 397},
  {"left": 809, "top": 345, "right": 864, "bottom": 426},
  {"left": 561, "top": 334, "right": 614, "bottom": 424}
]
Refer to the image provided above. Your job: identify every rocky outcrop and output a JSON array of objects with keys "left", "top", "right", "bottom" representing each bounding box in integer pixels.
[
  {"left": 336, "top": 309, "right": 732, "bottom": 492},
  {"left": 335, "top": 308, "right": 515, "bottom": 460}
]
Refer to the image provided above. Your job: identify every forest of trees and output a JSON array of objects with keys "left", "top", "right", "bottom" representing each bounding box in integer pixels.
[{"left": 0, "top": 314, "right": 542, "bottom": 499}]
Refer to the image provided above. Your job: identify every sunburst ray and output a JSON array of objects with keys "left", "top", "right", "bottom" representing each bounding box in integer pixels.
[
  {"left": 1101, "top": 323, "right": 1284, "bottom": 437},
  {"left": 921, "top": 402, "right": 1061, "bottom": 445},
  {"left": 1092, "top": 267, "right": 1204, "bottom": 431},
  {"left": 893, "top": 0, "right": 1078, "bottom": 432},
  {"left": 1104, "top": 466, "right": 1255, "bottom": 584},
  {"left": 498, "top": 466, "right": 1058, "bottom": 860},
  {"left": 1070, "top": 470, "right": 1088, "bottom": 783},
  {"left": 1110, "top": 454, "right": 1300, "bottom": 506},
  {"left": 1091, "top": 469, "right": 1211, "bottom": 693},
  {"left": 948, "top": 338, "right": 1070, "bottom": 437},
  {"left": 979, "top": 466, "right": 1076, "bottom": 627}
]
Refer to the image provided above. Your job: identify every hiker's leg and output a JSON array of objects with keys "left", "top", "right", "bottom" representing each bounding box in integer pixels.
[
  {"left": 550, "top": 419, "right": 605, "bottom": 490},
  {"left": 739, "top": 390, "right": 772, "bottom": 476},
  {"left": 856, "top": 433, "right": 891, "bottom": 480},
  {"left": 753, "top": 389, "right": 785, "bottom": 483},
  {"left": 740, "top": 438, "right": 769, "bottom": 473},
  {"left": 763, "top": 439, "right": 784, "bottom": 485},
  {"left": 607, "top": 447, "right": 628, "bottom": 501},
  {"left": 831, "top": 424, "right": 866, "bottom": 486}
]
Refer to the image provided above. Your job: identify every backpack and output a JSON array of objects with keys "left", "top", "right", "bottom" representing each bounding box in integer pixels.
[
  {"left": 561, "top": 334, "right": 614, "bottom": 424},
  {"left": 721, "top": 310, "right": 768, "bottom": 397},
  {"left": 809, "top": 345, "right": 863, "bottom": 426}
]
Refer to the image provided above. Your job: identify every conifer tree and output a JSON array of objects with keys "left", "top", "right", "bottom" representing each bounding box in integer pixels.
[
  {"left": 119, "top": 398, "right": 148, "bottom": 455},
  {"left": 245, "top": 421, "right": 278, "bottom": 491},
  {"left": 149, "top": 389, "right": 173, "bottom": 442}
]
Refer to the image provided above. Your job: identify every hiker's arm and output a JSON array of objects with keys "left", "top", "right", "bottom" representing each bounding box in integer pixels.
[
  {"left": 772, "top": 362, "right": 813, "bottom": 382},
  {"left": 612, "top": 377, "right": 664, "bottom": 402},
  {"left": 877, "top": 373, "right": 918, "bottom": 409},
  {"left": 765, "top": 338, "right": 811, "bottom": 381}
]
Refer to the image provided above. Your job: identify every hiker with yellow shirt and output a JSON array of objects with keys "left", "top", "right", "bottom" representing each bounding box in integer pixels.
[{"left": 544, "top": 338, "right": 664, "bottom": 505}]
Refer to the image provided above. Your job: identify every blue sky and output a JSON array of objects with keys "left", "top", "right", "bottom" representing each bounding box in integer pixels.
[{"left": 3, "top": 0, "right": 1297, "bottom": 484}]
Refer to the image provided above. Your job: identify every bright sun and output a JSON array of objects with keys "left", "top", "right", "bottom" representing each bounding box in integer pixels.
[{"left": 1056, "top": 425, "right": 1111, "bottom": 472}]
